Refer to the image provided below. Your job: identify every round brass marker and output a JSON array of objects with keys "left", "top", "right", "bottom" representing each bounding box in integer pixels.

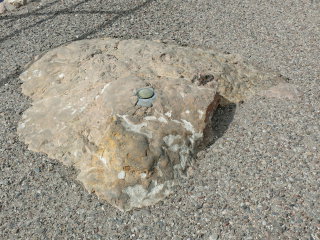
[{"left": 137, "top": 88, "right": 154, "bottom": 99}]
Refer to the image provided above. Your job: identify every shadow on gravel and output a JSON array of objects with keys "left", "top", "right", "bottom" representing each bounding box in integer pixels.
[
  {"left": 0, "top": 0, "right": 60, "bottom": 22},
  {"left": 0, "top": 0, "right": 156, "bottom": 87},
  {"left": 0, "top": 0, "right": 155, "bottom": 43},
  {"left": 199, "top": 101, "right": 237, "bottom": 151},
  {"left": 211, "top": 103, "right": 236, "bottom": 142},
  {"left": 74, "top": 0, "right": 156, "bottom": 41}
]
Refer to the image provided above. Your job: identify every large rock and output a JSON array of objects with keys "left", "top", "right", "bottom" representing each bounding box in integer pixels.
[{"left": 17, "top": 38, "right": 284, "bottom": 211}]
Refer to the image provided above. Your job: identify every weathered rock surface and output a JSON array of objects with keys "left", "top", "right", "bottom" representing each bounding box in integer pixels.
[
  {"left": 1, "top": 0, "right": 27, "bottom": 12},
  {"left": 0, "top": 2, "right": 5, "bottom": 14},
  {"left": 259, "top": 82, "right": 301, "bottom": 100},
  {"left": 17, "top": 38, "right": 285, "bottom": 211}
]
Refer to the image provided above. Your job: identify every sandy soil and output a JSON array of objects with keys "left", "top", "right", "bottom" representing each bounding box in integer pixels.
[{"left": 0, "top": 0, "right": 319, "bottom": 239}]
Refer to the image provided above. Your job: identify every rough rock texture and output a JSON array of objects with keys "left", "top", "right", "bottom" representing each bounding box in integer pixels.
[
  {"left": 0, "top": 2, "right": 5, "bottom": 14},
  {"left": 0, "top": 0, "right": 28, "bottom": 13},
  {"left": 17, "top": 38, "right": 284, "bottom": 211},
  {"left": 259, "top": 82, "right": 301, "bottom": 100}
]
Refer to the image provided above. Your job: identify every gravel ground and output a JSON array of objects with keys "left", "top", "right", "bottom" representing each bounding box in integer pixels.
[{"left": 0, "top": 0, "right": 319, "bottom": 239}]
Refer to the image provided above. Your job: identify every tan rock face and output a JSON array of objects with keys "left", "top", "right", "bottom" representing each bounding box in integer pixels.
[{"left": 17, "top": 38, "right": 285, "bottom": 211}]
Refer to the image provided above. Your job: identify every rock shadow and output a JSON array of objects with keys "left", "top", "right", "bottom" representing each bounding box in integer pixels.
[
  {"left": 198, "top": 97, "right": 237, "bottom": 151},
  {"left": 211, "top": 102, "right": 236, "bottom": 143}
]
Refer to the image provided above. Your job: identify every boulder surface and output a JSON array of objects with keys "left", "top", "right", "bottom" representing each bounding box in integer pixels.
[
  {"left": 1, "top": 0, "right": 26, "bottom": 12},
  {"left": 17, "top": 38, "right": 284, "bottom": 211}
]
